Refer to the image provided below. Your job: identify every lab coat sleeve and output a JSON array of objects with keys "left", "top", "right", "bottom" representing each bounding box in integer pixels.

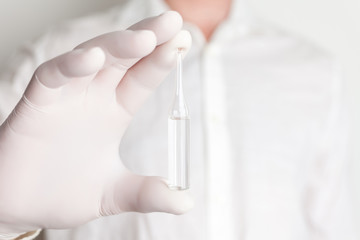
[
  {"left": 0, "top": 229, "right": 41, "bottom": 240},
  {"left": 305, "top": 62, "right": 358, "bottom": 240}
]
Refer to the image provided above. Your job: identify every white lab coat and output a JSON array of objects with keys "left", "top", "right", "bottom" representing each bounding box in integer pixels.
[{"left": 0, "top": 0, "right": 356, "bottom": 239}]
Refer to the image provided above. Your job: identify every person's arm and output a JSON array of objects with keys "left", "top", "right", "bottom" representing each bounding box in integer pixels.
[
  {"left": 0, "top": 229, "right": 41, "bottom": 240},
  {"left": 0, "top": 11, "right": 193, "bottom": 237}
]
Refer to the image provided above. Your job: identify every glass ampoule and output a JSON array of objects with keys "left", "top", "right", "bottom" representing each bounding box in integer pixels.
[{"left": 168, "top": 49, "right": 190, "bottom": 190}]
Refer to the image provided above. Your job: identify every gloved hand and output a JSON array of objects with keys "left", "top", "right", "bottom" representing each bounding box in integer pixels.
[{"left": 0, "top": 11, "right": 193, "bottom": 236}]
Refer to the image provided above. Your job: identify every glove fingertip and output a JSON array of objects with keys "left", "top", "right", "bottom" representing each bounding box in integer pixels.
[{"left": 167, "top": 189, "right": 195, "bottom": 215}]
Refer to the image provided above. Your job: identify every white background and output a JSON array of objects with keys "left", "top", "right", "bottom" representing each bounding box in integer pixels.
[{"left": 1, "top": 0, "right": 359, "bottom": 234}]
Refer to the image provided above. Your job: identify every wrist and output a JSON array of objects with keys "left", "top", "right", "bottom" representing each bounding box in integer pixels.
[
  {"left": 0, "top": 232, "right": 25, "bottom": 240},
  {"left": 0, "top": 229, "right": 41, "bottom": 240}
]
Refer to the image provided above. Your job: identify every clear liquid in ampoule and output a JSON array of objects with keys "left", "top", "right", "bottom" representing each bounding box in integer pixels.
[{"left": 168, "top": 117, "right": 190, "bottom": 190}]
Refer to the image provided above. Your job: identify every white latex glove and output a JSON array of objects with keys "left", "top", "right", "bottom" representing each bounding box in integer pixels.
[{"left": 0, "top": 11, "right": 193, "bottom": 236}]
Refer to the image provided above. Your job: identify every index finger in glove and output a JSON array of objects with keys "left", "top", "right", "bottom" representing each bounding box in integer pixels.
[
  {"left": 76, "top": 11, "right": 183, "bottom": 69},
  {"left": 86, "top": 11, "right": 183, "bottom": 92}
]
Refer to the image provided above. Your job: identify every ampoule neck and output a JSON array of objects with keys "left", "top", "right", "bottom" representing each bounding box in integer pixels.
[{"left": 169, "top": 50, "right": 189, "bottom": 119}]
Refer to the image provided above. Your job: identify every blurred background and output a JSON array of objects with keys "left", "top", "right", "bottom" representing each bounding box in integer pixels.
[{"left": 0, "top": 0, "right": 359, "bottom": 235}]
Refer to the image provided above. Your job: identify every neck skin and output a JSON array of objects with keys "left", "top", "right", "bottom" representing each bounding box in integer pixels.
[{"left": 164, "top": 0, "right": 232, "bottom": 41}]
